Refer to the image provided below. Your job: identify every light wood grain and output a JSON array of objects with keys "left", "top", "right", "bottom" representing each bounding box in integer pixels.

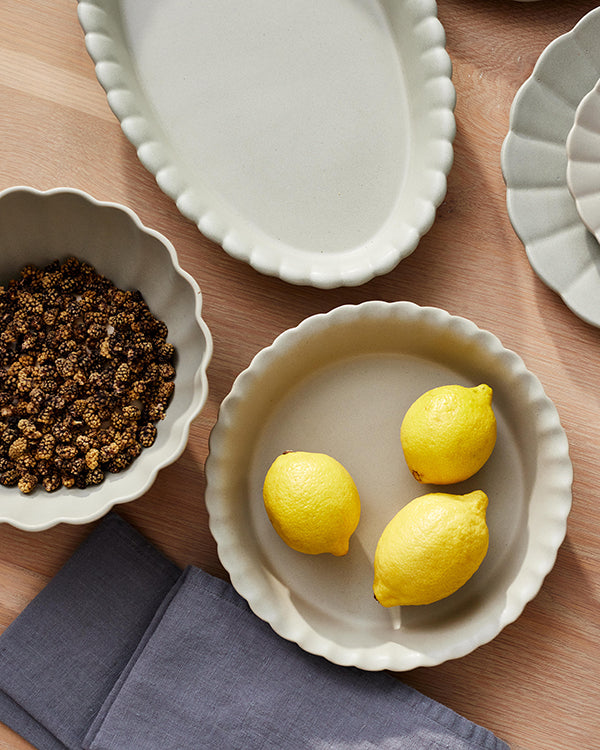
[{"left": 1, "top": 1, "right": 599, "bottom": 748}]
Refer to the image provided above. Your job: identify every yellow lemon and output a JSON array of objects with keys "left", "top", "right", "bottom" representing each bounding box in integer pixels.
[
  {"left": 263, "top": 451, "right": 361, "bottom": 556},
  {"left": 400, "top": 384, "right": 496, "bottom": 484},
  {"left": 373, "top": 490, "right": 489, "bottom": 607}
]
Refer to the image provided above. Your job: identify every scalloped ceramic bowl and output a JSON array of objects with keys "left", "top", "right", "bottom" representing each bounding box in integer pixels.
[
  {"left": 78, "top": 0, "right": 455, "bottom": 288},
  {"left": 0, "top": 186, "right": 212, "bottom": 531},
  {"left": 205, "top": 301, "right": 572, "bottom": 671}
]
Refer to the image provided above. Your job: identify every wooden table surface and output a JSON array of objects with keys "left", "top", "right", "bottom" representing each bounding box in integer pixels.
[{"left": 1, "top": 1, "right": 599, "bottom": 748}]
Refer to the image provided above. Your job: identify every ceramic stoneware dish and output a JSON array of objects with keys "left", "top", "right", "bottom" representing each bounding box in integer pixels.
[
  {"left": 205, "top": 301, "right": 572, "bottom": 671},
  {"left": 78, "top": 0, "right": 455, "bottom": 288},
  {"left": 566, "top": 78, "right": 600, "bottom": 243},
  {"left": 0, "top": 186, "right": 212, "bottom": 531},
  {"left": 502, "top": 7, "right": 600, "bottom": 327}
]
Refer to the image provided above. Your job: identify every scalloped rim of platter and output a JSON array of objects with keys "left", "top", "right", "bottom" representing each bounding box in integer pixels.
[
  {"left": 205, "top": 301, "right": 572, "bottom": 671},
  {"left": 77, "top": 0, "right": 455, "bottom": 289},
  {"left": 0, "top": 186, "right": 213, "bottom": 532},
  {"left": 501, "top": 6, "right": 600, "bottom": 328}
]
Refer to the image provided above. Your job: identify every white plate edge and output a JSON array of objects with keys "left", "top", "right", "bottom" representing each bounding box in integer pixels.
[{"left": 501, "top": 6, "right": 600, "bottom": 327}]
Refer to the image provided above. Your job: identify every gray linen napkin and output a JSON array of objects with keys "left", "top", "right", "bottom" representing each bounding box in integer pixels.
[
  {"left": 0, "top": 514, "right": 510, "bottom": 750},
  {"left": 0, "top": 513, "right": 181, "bottom": 750},
  {"left": 84, "top": 566, "right": 509, "bottom": 750}
]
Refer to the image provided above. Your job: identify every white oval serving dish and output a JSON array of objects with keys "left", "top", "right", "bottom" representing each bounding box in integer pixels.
[
  {"left": 205, "top": 301, "right": 572, "bottom": 671},
  {"left": 77, "top": 0, "right": 455, "bottom": 288}
]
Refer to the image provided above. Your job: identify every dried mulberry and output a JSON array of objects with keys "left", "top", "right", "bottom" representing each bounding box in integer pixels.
[
  {"left": 0, "top": 256, "right": 176, "bottom": 494},
  {"left": 138, "top": 423, "right": 157, "bottom": 448},
  {"left": 18, "top": 473, "right": 37, "bottom": 494}
]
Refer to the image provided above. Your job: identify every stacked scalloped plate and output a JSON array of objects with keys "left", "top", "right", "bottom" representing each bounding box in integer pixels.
[
  {"left": 502, "top": 6, "right": 600, "bottom": 328},
  {"left": 78, "top": 0, "right": 455, "bottom": 288},
  {"left": 566, "top": 79, "right": 600, "bottom": 245}
]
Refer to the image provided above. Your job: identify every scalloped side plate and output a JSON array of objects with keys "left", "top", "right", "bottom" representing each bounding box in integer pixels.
[
  {"left": 77, "top": 0, "right": 455, "bottom": 288},
  {"left": 205, "top": 301, "right": 572, "bottom": 671},
  {"left": 501, "top": 7, "right": 600, "bottom": 328},
  {"left": 566, "top": 78, "right": 600, "bottom": 242}
]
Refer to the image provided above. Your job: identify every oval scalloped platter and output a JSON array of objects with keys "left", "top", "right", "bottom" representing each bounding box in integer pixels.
[
  {"left": 205, "top": 302, "right": 572, "bottom": 671},
  {"left": 501, "top": 7, "right": 600, "bottom": 328},
  {"left": 77, "top": 0, "right": 455, "bottom": 288}
]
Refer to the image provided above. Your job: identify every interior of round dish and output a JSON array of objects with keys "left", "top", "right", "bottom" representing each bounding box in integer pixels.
[
  {"left": 78, "top": 0, "right": 455, "bottom": 288},
  {"left": 0, "top": 186, "right": 212, "bottom": 531},
  {"left": 205, "top": 301, "right": 572, "bottom": 671}
]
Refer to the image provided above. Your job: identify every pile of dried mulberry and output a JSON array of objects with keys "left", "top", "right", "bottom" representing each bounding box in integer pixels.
[{"left": 0, "top": 257, "right": 176, "bottom": 494}]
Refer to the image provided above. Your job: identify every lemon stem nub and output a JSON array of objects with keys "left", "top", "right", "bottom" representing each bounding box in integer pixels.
[{"left": 389, "top": 606, "right": 402, "bottom": 631}]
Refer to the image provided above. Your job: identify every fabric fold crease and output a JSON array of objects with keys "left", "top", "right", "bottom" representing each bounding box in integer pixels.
[{"left": 0, "top": 513, "right": 509, "bottom": 750}]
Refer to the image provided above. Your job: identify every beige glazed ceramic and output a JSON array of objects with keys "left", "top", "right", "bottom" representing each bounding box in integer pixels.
[
  {"left": 0, "top": 186, "right": 212, "bottom": 531},
  {"left": 205, "top": 302, "right": 572, "bottom": 671}
]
